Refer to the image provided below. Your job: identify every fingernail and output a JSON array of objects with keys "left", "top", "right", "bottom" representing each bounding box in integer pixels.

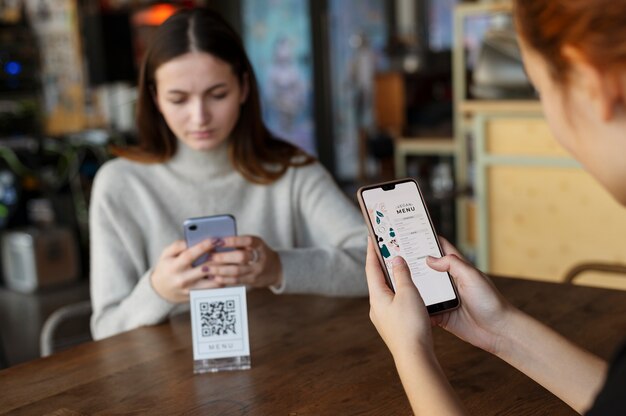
[
  {"left": 213, "top": 238, "right": 224, "bottom": 247},
  {"left": 426, "top": 256, "right": 438, "bottom": 262},
  {"left": 392, "top": 256, "right": 405, "bottom": 266},
  {"left": 202, "top": 266, "right": 209, "bottom": 273}
]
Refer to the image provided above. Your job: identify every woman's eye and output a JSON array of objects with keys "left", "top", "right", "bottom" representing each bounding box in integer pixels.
[
  {"left": 168, "top": 99, "right": 186, "bottom": 105},
  {"left": 213, "top": 93, "right": 228, "bottom": 100}
]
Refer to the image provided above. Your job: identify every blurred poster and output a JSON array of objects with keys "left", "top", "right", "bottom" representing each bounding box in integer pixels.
[
  {"left": 0, "top": 0, "right": 21, "bottom": 23},
  {"left": 25, "top": 0, "right": 86, "bottom": 135},
  {"left": 429, "top": 0, "right": 458, "bottom": 52},
  {"left": 329, "top": 0, "right": 388, "bottom": 180},
  {"left": 242, "top": 0, "right": 316, "bottom": 155}
]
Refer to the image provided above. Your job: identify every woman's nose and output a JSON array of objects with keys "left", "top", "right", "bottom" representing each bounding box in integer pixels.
[{"left": 191, "top": 99, "right": 210, "bottom": 125}]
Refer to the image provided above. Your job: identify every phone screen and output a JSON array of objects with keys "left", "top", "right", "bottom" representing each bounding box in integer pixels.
[{"left": 360, "top": 180, "right": 458, "bottom": 311}]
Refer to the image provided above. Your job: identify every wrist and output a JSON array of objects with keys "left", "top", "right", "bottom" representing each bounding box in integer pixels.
[
  {"left": 269, "top": 251, "right": 284, "bottom": 289},
  {"left": 393, "top": 343, "right": 438, "bottom": 370},
  {"left": 492, "top": 306, "right": 528, "bottom": 360}
]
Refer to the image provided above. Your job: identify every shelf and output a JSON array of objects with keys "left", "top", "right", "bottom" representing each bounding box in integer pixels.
[
  {"left": 458, "top": 100, "right": 543, "bottom": 115},
  {"left": 455, "top": 2, "right": 512, "bottom": 15},
  {"left": 396, "top": 137, "right": 456, "bottom": 155},
  {"left": 394, "top": 137, "right": 456, "bottom": 178}
]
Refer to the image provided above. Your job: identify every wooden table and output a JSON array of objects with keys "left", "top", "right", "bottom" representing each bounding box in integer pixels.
[{"left": 2, "top": 277, "right": 626, "bottom": 415}]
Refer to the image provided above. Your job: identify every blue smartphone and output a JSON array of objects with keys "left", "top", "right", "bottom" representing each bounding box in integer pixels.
[{"left": 183, "top": 214, "right": 237, "bottom": 267}]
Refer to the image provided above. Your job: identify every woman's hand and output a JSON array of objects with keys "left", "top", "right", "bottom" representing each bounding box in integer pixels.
[
  {"left": 151, "top": 239, "right": 227, "bottom": 303},
  {"left": 151, "top": 236, "right": 282, "bottom": 303},
  {"left": 432, "top": 239, "right": 608, "bottom": 414},
  {"left": 366, "top": 235, "right": 518, "bottom": 358},
  {"left": 366, "top": 237, "right": 470, "bottom": 415},
  {"left": 427, "top": 238, "right": 517, "bottom": 355},
  {"left": 206, "top": 235, "right": 283, "bottom": 288},
  {"left": 366, "top": 237, "right": 434, "bottom": 358}
]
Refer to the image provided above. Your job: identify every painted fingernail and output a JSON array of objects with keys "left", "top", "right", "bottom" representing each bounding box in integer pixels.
[
  {"left": 213, "top": 238, "right": 224, "bottom": 247},
  {"left": 202, "top": 266, "right": 209, "bottom": 273}
]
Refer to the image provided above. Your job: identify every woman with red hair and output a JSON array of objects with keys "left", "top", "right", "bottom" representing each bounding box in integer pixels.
[{"left": 366, "top": 1, "right": 626, "bottom": 414}]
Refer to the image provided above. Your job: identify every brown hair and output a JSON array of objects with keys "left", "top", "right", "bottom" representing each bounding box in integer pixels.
[
  {"left": 115, "top": 8, "right": 314, "bottom": 184},
  {"left": 514, "top": 0, "right": 626, "bottom": 82}
]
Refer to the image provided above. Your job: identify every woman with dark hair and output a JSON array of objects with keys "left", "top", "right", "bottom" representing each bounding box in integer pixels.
[
  {"left": 366, "top": 1, "right": 626, "bottom": 414},
  {"left": 90, "top": 8, "right": 367, "bottom": 340}
]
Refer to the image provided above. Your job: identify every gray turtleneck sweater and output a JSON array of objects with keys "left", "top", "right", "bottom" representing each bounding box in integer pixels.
[{"left": 89, "top": 142, "right": 368, "bottom": 340}]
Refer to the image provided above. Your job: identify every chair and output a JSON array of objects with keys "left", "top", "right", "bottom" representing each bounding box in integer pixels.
[
  {"left": 564, "top": 262, "right": 626, "bottom": 290},
  {"left": 40, "top": 300, "right": 92, "bottom": 357}
]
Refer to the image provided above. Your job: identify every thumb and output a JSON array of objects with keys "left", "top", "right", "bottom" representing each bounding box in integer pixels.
[
  {"left": 438, "top": 236, "right": 466, "bottom": 260},
  {"left": 426, "top": 254, "right": 471, "bottom": 278},
  {"left": 391, "top": 256, "right": 416, "bottom": 292}
]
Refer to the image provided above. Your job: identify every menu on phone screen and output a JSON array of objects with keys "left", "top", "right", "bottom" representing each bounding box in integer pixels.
[{"left": 363, "top": 181, "right": 456, "bottom": 306}]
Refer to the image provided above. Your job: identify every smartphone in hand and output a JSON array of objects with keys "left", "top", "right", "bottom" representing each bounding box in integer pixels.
[
  {"left": 357, "top": 178, "right": 459, "bottom": 315},
  {"left": 183, "top": 214, "right": 237, "bottom": 267}
]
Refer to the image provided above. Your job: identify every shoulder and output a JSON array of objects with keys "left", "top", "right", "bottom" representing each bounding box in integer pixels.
[
  {"left": 269, "top": 160, "right": 341, "bottom": 197},
  {"left": 280, "top": 161, "right": 353, "bottom": 206},
  {"left": 94, "top": 157, "right": 157, "bottom": 185},
  {"left": 92, "top": 158, "right": 153, "bottom": 203},
  {"left": 287, "top": 160, "right": 334, "bottom": 185},
  {"left": 95, "top": 157, "right": 136, "bottom": 181}
]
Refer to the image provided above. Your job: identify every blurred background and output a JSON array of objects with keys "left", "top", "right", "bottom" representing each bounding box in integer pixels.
[{"left": 2, "top": 0, "right": 626, "bottom": 369}]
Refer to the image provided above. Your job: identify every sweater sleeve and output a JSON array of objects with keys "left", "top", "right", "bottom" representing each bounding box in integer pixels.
[
  {"left": 273, "top": 163, "right": 368, "bottom": 297},
  {"left": 89, "top": 163, "right": 175, "bottom": 340}
]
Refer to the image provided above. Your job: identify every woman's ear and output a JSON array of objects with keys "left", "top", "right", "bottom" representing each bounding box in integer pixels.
[
  {"left": 562, "top": 45, "right": 622, "bottom": 122},
  {"left": 240, "top": 73, "right": 250, "bottom": 105}
]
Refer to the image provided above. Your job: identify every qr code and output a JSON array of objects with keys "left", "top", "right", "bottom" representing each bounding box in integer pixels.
[{"left": 199, "top": 300, "right": 237, "bottom": 337}]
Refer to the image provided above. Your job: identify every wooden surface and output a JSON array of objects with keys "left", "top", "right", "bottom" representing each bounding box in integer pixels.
[
  {"left": 479, "top": 116, "right": 626, "bottom": 289},
  {"left": 485, "top": 117, "right": 568, "bottom": 157},
  {"left": 2, "top": 277, "right": 626, "bottom": 415},
  {"left": 488, "top": 166, "right": 626, "bottom": 288}
]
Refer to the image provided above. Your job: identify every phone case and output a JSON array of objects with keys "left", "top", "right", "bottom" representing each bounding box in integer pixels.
[
  {"left": 183, "top": 214, "right": 237, "bottom": 267},
  {"left": 357, "top": 178, "right": 460, "bottom": 315}
]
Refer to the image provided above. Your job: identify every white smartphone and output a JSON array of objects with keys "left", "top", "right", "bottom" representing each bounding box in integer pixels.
[
  {"left": 357, "top": 178, "right": 460, "bottom": 315},
  {"left": 183, "top": 214, "right": 237, "bottom": 267}
]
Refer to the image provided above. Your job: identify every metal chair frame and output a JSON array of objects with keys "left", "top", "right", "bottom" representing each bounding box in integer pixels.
[
  {"left": 564, "top": 262, "right": 626, "bottom": 285},
  {"left": 40, "top": 300, "right": 92, "bottom": 357}
]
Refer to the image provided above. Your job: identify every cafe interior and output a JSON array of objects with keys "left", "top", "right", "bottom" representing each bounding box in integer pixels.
[{"left": 1, "top": 0, "right": 626, "bottom": 414}]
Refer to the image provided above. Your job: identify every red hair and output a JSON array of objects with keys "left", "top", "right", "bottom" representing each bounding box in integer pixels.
[{"left": 514, "top": 0, "right": 626, "bottom": 80}]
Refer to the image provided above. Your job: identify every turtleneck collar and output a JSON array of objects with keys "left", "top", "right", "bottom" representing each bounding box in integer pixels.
[{"left": 166, "top": 139, "right": 234, "bottom": 178}]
